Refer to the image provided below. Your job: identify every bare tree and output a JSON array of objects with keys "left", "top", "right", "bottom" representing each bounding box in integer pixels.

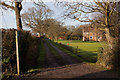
[
  {"left": 22, "top": 2, "right": 52, "bottom": 35},
  {"left": 59, "top": 0, "right": 120, "bottom": 69},
  {"left": 46, "top": 19, "right": 64, "bottom": 40},
  {"left": 61, "top": 1, "right": 119, "bottom": 48},
  {"left": 22, "top": 4, "right": 64, "bottom": 40}
]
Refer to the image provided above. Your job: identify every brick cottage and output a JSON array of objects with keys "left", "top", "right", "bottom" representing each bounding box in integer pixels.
[{"left": 82, "top": 27, "right": 104, "bottom": 42}]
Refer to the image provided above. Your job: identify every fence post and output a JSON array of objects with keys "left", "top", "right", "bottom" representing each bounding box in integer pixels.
[{"left": 15, "top": 30, "right": 20, "bottom": 75}]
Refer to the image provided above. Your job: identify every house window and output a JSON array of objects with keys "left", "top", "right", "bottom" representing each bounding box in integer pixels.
[{"left": 90, "top": 36, "right": 93, "bottom": 39}]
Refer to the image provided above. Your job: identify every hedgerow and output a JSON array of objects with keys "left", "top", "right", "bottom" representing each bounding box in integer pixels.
[{"left": 2, "top": 29, "right": 40, "bottom": 74}]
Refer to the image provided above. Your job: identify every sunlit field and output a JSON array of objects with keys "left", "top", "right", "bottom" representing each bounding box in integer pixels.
[{"left": 55, "top": 40, "right": 107, "bottom": 62}]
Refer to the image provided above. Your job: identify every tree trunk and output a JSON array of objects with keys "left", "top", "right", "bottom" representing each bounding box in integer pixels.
[
  {"left": 104, "top": 28, "right": 114, "bottom": 49},
  {"left": 15, "top": 2, "right": 22, "bottom": 30},
  {"left": 102, "top": 28, "right": 118, "bottom": 69}
]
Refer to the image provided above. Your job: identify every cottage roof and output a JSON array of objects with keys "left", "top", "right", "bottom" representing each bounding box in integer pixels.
[{"left": 83, "top": 27, "right": 104, "bottom": 34}]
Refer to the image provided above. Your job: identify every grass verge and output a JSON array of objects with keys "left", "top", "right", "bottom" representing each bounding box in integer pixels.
[{"left": 36, "top": 39, "right": 46, "bottom": 68}]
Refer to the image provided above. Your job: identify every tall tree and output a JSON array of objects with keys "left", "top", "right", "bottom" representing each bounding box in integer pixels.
[
  {"left": 22, "top": 3, "right": 52, "bottom": 36},
  {"left": 60, "top": 0, "right": 120, "bottom": 69},
  {"left": 22, "top": 4, "right": 64, "bottom": 40},
  {"left": 46, "top": 19, "right": 64, "bottom": 40},
  {"left": 72, "top": 26, "right": 83, "bottom": 39}
]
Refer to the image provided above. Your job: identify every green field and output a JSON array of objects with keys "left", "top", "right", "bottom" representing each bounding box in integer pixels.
[{"left": 54, "top": 40, "right": 107, "bottom": 63}]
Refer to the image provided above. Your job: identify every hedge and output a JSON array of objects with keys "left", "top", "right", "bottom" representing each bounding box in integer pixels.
[{"left": 2, "top": 29, "right": 40, "bottom": 74}]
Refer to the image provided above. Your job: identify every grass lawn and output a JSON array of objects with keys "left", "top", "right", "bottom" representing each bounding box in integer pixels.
[
  {"left": 54, "top": 40, "right": 107, "bottom": 63},
  {"left": 50, "top": 40, "right": 83, "bottom": 62}
]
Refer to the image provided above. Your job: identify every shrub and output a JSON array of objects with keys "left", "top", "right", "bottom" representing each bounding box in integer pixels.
[{"left": 97, "top": 38, "right": 120, "bottom": 70}]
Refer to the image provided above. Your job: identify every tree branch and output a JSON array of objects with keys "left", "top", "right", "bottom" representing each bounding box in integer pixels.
[
  {"left": 93, "top": 0, "right": 106, "bottom": 11},
  {"left": 0, "top": 2, "right": 15, "bottom": 10},
  {"left": 98, "top": 28, "right": 105, "bottom": 30},
  {"left": 109, "top": 2, "right": 116, "bottom": 17},
  {"left": 75, "top": 17, "right": 106, "bottom": 27},
  {"left": 75, "top": 18, "right": 93, "bottom": 22}
]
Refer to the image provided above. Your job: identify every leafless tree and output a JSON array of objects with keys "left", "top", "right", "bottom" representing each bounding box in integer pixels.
[
  {"left": 22, "top": 2, "right": 52, "bottom": 35},
  {"left": 22, "top": 4, "right": 65, "bottom": 40},
  {"left": 60, "top": 0, "right": 119, "bottom": 48},
  {"left": 59, "top": 0, "right": 120, "bottom": 69}
]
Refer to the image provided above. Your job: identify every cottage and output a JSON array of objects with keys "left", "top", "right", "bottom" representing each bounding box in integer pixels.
[{"left": 82, "top": 27, "right": 104, "bottom": 42}]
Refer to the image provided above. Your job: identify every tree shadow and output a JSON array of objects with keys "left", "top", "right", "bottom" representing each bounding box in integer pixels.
[
  {"left": 22, "top": 40, "right": 98, "bottom": 74},
  {"left": 67, "top": 70, "right": 119, "bottom": 79},
  {"left": 77, "top": 50, "right": 98, "bottom": 63},
  {"left": 51, "top": 40, "right": 98, "bottom": 63}
]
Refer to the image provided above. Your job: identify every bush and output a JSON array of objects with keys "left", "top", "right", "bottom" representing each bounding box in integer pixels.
[
  {"left": 97, "top": 38, "right": 120, "bottom": 70},
  {"left": 2, "top": 29, "right": 40, "bottom": 74}
]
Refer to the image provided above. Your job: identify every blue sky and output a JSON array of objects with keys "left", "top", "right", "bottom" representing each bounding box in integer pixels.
[{"left": 0, "top": 2, "right": 89, "bottom": 30}]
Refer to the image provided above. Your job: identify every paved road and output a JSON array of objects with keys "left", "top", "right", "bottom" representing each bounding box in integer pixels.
[{"left": 20, "top": 63, "right": 119, "bottom": 79}]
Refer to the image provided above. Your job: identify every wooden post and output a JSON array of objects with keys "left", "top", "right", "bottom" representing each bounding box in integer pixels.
[
  {"left": 38, "top": 33, "right": 40, "bottom": 37},
  {"left": 15, "top": 31, "right": 20, "bottom": 75}
]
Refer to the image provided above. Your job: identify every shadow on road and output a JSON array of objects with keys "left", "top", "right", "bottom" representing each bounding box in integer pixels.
[{"left": 67, "top": 70, "right": 119, "bottom": 79}]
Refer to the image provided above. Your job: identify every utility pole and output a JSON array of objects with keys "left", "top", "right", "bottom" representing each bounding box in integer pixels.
[{"left": 15, "top": 31, "right": 20, "bottom": 75}]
